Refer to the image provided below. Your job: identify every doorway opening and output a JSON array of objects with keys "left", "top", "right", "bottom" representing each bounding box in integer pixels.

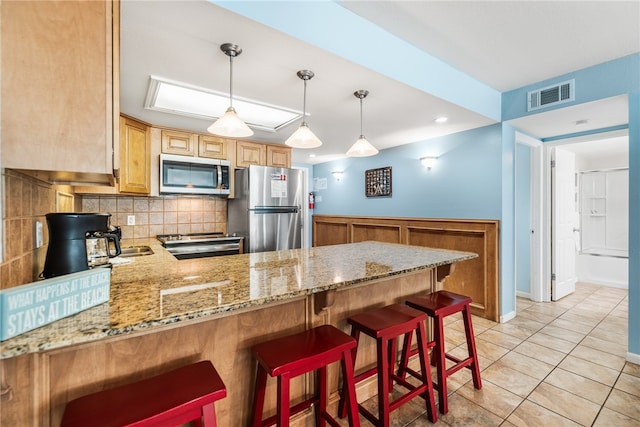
[{"left": 523, "top": 129, "right": 630, "bottom": 303}]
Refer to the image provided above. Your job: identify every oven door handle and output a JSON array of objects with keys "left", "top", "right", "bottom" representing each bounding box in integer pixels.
[{"left": 167, "top": 243, "right": 240, "bottom": 255}]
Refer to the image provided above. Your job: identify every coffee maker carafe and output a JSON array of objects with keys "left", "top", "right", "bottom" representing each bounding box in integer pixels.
[{"left": 42, "top": 213, "right": 122, "bottom": 279}]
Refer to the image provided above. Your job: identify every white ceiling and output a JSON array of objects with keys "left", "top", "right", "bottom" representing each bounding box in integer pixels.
[
  {"left": 120, "top": 1, "right": 640, "bottom": 165},
  {"left": 561, "top": 134, "right": 629, "bottom": 161}
]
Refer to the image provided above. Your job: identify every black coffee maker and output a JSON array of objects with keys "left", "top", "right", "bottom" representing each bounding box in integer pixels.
[{"left": 42, "top": 213, "right": 122, "bottom": 279}]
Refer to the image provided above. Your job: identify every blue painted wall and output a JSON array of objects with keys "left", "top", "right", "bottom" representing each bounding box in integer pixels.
[
  {"left": 500, "top": 124, "right": 516, "bottom": 318},
  {"left": 504, "top": 55, "right": 640, "bottom": 356},
  {"left": 503, "top": 54, "right": 640, "bottom": 121},
  {"left": 313, "top": 124, "right": 503, "bottom": 219},
  {"left": 629, "top": 93, "right": 640, "bottom": 356}
]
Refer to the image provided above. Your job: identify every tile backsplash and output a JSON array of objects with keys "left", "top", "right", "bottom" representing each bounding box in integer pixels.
[
  {"left": 1, "top": 170, "right": 227, "bottom": 289},
  {"left": 1, "top": 170, "right": 78, "bottom": 288},
  {"left": 81, "top": 195, "right": 228, "bottom": 240}
]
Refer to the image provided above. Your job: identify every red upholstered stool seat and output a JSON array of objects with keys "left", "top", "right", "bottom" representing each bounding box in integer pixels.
[
  {"left": 251, "top": 324, "right": 360, "bottom": 427},
  {"left": 400, "top": 290, "right": 482, "bottom": 414},
  {"left": 338, "top": 304, "right": 437, "bottom": 426},
  {"left": 61, "top": 360, "right": 226, "bottom": 427}
]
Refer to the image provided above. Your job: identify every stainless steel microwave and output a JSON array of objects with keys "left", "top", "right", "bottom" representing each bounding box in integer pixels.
[{"left": 159, "top": 153, "right": 231, "bottom": 195}]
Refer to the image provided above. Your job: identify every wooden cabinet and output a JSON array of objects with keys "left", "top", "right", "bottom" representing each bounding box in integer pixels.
[
  {"left": 267, "top": 145, "right": 291, "bottom": 168},
  {"left": 235, "top": 140, "right": 266, "bottom": 167},
  {"left": 161, "top": 130, "right": 196, "bottom": 156},
  {"left": 118, "top": 116, "right": 151, "bottom": 194},
  {"left": 75, "top": 115, "right": 151, "bottom": 195},
  {"left": 236, "top": 140, "right": 291, "bottom": 168},
  {"left": 1, "top": 0, "right": 119, "bottom": 181},
  {"left": 198, "top": 135, "right": 230, "bottom": 159}
]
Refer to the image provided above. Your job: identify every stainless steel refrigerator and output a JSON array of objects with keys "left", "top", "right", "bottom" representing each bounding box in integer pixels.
[{"left": 228, "top": 165, "right": 303, "bottom": 253}]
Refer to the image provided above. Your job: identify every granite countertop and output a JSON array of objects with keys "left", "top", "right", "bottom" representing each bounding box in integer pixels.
[{"left": 0, "top": 241, "right": 476, "bottom": 358}]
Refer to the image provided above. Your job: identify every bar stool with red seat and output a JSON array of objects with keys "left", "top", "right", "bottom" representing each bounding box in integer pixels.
[
  {"left": 400, "top": 290, "right": 482, "bottom": 414},
  {"left": 250, "top": 324, "right": 360, "bottom": 427},
  {"left": 338, "top": 304, "right": 437, "bottom": 426},
  {"left": 61, "top": 360, "right": 227, "bottom": 427}
]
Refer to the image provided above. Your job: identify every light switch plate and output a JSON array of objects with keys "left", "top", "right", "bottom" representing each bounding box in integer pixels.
[{"left": 127, "top": 215, "right": 136, "bottom": 226}]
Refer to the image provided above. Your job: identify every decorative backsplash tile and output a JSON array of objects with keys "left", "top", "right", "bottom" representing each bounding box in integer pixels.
[
  {"left": 1, "top": 170, "right": 76, "bottom": 289},
  {"left": 81, "top": 195, "right": 227, "bottom": 240}
]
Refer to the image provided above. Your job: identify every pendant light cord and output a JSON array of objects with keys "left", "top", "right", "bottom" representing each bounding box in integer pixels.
[
  {"left": 302, "top": 78, "right": 308, "bottom": 125},
  {"left": 228, "top": 55, "right": 234, "bottom": 109},
  {"left": 359, "top": 96, "right": 364, "bottom": 137}
]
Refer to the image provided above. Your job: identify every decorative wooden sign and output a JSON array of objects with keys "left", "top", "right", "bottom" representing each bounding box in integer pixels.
[
  {"left": 365, "top": 166, "right": 392, "bottom": 197},
  {"left": 0, "top": 268, "right": 111, "bottom": 341}
]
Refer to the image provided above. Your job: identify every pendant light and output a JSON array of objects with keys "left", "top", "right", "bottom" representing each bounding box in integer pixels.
[
  {"left": 346, "top": 90, "right": 378, "bottom": 157},
  {"left": 207, "top": 43, "right": 254, "bottom": 138},
  {"left": 285, "top": 70, "right": 322, "bottom": 148}
]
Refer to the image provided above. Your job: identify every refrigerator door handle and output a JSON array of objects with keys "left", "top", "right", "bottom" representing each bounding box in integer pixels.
[{"left": 249, "top": 206, "right": 300, "bottom": 214}]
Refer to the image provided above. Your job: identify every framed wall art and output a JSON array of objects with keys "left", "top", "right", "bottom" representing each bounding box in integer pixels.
[{"left": 365, "top": 166, "right": 392, "bottom": 197}]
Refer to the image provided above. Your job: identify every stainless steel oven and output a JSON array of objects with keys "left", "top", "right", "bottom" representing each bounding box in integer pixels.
[{"left": 157, "top": 232, "right": 243, "bottom": 260}]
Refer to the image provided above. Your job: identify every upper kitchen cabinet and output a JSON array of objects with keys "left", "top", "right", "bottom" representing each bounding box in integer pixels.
[
  {"left": 75, "top": 115, "right": 151, "bottom": 195},
  {"left": 199, "top": 135, "right": 230, "bottom": 160},
  {"left": 236, "top": 140, "right": 291, "bottom": 168},
  {"left": 118, "top": 115, "right": 151, "bottom": 194},
  {"left": 1, "top": 0, "right": 119, "bottom": 184},
  {"left": 160, "top": 130, "right": 233, "bottom": 161},
  {"left": 161, "top": 130, "right": 196, "bottom": 156},
  {"left": 235, "top": 140, "right": 266, "bottom": 167},
  {"left": 266, "top": 145, "right": 291, "bottom": 168}
]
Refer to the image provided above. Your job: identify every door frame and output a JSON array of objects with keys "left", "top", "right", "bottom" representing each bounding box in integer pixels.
[
  {"left": 539, "top": 128, "right": 628, "bottom": 301},
  {"left": 515, "top": 132, "right": 547, "bottom": 302}
]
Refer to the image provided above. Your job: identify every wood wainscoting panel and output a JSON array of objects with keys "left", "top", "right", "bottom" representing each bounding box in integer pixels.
[
  {"left": 313, "top": 218, "right": 350, "bottom": 246},
  {"left": 352, "top": 222, "right": 402, "bottom": 244},
  {"left": 407, "top": 226, "right": 491, "bottom": 317},
  {"left": 312, "top": 215, "right": 499, "bottom": 321}
]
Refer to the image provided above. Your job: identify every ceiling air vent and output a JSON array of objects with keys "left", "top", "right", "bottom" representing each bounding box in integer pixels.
[{"left": 527, "top": 79, "right": 575, "bottom": 112}]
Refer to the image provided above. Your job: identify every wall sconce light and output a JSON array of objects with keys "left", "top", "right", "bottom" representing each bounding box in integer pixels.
[
  {"left": 332, "top": 171, "right": 344, "bottom": 181},
  {"left": 420, "top": 156, "right": 438, "bottom": 170}
]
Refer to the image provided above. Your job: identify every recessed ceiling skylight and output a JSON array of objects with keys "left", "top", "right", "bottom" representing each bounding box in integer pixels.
[{"left": 144, "top": 76, "right": 301, "bottom": 132}]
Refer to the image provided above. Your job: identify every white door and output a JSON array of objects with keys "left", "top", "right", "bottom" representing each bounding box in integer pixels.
[
  {"left": 516, "top": 132, "right": 544, "bottom": 302},
  {"left": 552, "top": 147, "right": 578, "bottom": 300}
]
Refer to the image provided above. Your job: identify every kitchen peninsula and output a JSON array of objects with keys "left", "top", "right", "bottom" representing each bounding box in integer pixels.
[{"left": 0, "top": 241, "right": 476, "bottom": 425}]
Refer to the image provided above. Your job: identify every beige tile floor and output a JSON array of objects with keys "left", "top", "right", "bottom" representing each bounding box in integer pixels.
[{"left": 342, "top": 283, "right": 640, "bottom": 426}]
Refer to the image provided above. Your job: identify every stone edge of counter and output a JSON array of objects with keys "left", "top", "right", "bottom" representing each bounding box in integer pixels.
[{"left": 0, "top": 244, "right": 477, "bottom": 359}]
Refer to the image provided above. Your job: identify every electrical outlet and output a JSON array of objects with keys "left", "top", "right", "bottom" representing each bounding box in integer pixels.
[
  {"left": 127, "top": 215, "right": 136, "bottom": 226},
  {"left": 35, "top": 221, "right": 44, "bottom": 248}
]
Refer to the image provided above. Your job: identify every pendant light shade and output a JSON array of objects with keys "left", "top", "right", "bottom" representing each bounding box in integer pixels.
[
  {"left": 207, "top": 43, "right": 253, "bottom": 138},
  {"left": 346, "top": 90, "right": 378, "bottom": 157},
  {"left": 285, "top": 70, "right": 322, "bottom": 149}
]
